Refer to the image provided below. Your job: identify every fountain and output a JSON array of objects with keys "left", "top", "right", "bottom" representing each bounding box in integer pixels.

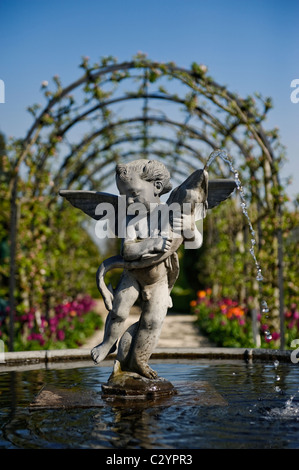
[{"left": 1, "top": 150, "right": 297, "bottom": 450}]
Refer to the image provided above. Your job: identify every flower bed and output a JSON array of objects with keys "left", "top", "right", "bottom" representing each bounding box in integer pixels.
[
  {"left": 190, "top": 289, "right": 282, "bottom": 348},
  {"left": 0, "top": 295, "right": 103, "bottom": 351}
]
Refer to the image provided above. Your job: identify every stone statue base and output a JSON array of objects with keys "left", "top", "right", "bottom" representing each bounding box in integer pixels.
[{"left": 101, "top": 361, "right": 176, "bottom": 400}]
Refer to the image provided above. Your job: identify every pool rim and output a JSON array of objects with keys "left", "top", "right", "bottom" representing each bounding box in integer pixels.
[{"left": 0, "top": 346, "right": 294, "bottom": 369}]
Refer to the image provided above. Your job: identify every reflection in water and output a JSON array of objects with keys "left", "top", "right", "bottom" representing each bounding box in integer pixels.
[
  {"left": 1, "top": 361, "right": 299, "bottom": 449},
  {"left": 109, "top": 406, "right": 159, "bottom": 449}
]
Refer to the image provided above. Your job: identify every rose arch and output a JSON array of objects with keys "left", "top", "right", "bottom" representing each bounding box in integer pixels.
[{"left": 6, "top": 53, "right": 289, "bottom": 349}]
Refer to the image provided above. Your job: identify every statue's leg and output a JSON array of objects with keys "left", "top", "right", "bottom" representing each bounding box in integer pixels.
[
  {"left": 115, "top": 321, "right": 139, "bottom": 365},
  {"left": 127, "top": 280, "right": 169, "bottom": 379},
  {"left": 91, "top": 272, "right": 140, "bottom": 364}
]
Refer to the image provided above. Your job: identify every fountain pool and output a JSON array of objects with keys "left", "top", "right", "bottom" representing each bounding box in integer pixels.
[{"left": 1, "top": 357, "right": 299, "bottom": 449}]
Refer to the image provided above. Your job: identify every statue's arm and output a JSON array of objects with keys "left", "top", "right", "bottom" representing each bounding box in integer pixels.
[
  {"left": 172, "top": 210, "right": 204, "bottom": 249},
  {"left": 121, "top": 236, "right": 171, "bottom": 261}
]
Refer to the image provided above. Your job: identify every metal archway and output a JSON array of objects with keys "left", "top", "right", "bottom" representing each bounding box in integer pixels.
[{"left": 7, "top": 54, "right": 286, "bottom": 349}]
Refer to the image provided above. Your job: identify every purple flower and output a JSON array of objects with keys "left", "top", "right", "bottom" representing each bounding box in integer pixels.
[
  {"left": 287, "top": 320, "right": 296, "bottom": 329},
  {"left": 57, "top": 330, "right": 65, "bottom": 341}
]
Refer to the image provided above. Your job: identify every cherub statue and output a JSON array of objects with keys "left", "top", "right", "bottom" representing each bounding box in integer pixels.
[{"left": 60, "top": 155, "right": 235, "bottom": 382}]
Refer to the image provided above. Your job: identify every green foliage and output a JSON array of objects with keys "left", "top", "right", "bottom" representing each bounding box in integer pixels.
[{"left": 0, "top": 126, "right": 103, "bottom": 345}]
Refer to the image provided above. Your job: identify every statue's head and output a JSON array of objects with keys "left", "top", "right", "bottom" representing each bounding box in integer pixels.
[{"left": 115, "top": 159, "right": 172, "bottom": 209}]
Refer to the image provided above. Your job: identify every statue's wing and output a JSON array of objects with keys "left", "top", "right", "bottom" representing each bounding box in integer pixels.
[
  {"left": 207, "top": 180, "right": 236, "bottom": 209},
  {"left": 166, "top": 169, "right": 207, "bottom": 206},
  {"left": 59, "top": 190, "right": 119, "bottom": 219},
  {"left": 59, "top": 190, "right": 121, "bottom": 237}
]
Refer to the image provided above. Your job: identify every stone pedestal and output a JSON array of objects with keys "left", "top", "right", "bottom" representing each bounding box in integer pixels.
[{"left": 101, "top": 370, "right": 176, "bottom": 400}]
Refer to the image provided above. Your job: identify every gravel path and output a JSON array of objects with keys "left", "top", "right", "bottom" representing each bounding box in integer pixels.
[{"left": 82, "top": 300, "right": 214, "bottom": 350}]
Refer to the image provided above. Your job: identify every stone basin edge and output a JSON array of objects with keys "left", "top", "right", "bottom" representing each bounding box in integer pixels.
[{"left": 0, "top": 346, "right": 294, "bottom": 367}]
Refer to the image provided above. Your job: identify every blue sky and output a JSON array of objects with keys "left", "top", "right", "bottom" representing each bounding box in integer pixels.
[{"left": 1, "top": 0, "right": 298, "bottom": 199}]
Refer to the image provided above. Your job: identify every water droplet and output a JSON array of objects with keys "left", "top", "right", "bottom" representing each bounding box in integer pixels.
[
  {"left": 265, "top": 330, "right": 272, "bottom": 341},
  {"left": 251, "top": 238, "right": 256, "bottom": 245},
  {"left": 261, "top": 300, "right": 269, "bottom": 313},
  {"left": 274, "top": 360, "right": 279, "bottom": 368}
]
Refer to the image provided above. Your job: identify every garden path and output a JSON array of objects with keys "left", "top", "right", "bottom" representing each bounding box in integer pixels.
[{"left": 82, "top": 300, "right": 214, "bottom": 350}]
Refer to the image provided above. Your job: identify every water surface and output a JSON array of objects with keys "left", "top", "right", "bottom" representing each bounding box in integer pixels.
[{"left": 0, "top": 360, "right": 299, "bottom": 449}]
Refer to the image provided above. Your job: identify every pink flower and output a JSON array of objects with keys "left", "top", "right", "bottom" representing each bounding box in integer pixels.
[
  {"left": 287, "top": 321, "right": 296, "bottom": 329},
  {"left": 220, "top": 304, "right": 228, "bottom": 314},
  {"left": 271, "top": 332, "right": 280, "bottom": 341},
  {"left": 27, "top": 332, "right": 45, "bottom": 346},
  {"left": 57, "top": 330, "right": 65, "bottom": 341}
]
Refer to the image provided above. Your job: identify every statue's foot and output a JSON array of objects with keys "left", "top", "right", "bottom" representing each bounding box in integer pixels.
[
  {"left": 144, "top": 365, "right": 158, "bottom": 380},
  {"left": 129, "top": 360, "right": 158, "bottom": 379},
  {"left": 91, "top": 341, "right": 117, "bottom": 364}
]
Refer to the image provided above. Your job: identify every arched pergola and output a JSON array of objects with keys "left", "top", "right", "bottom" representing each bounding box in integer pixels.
[{"left": 7, "top": 53, "right": 286, "bottom": 349}]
